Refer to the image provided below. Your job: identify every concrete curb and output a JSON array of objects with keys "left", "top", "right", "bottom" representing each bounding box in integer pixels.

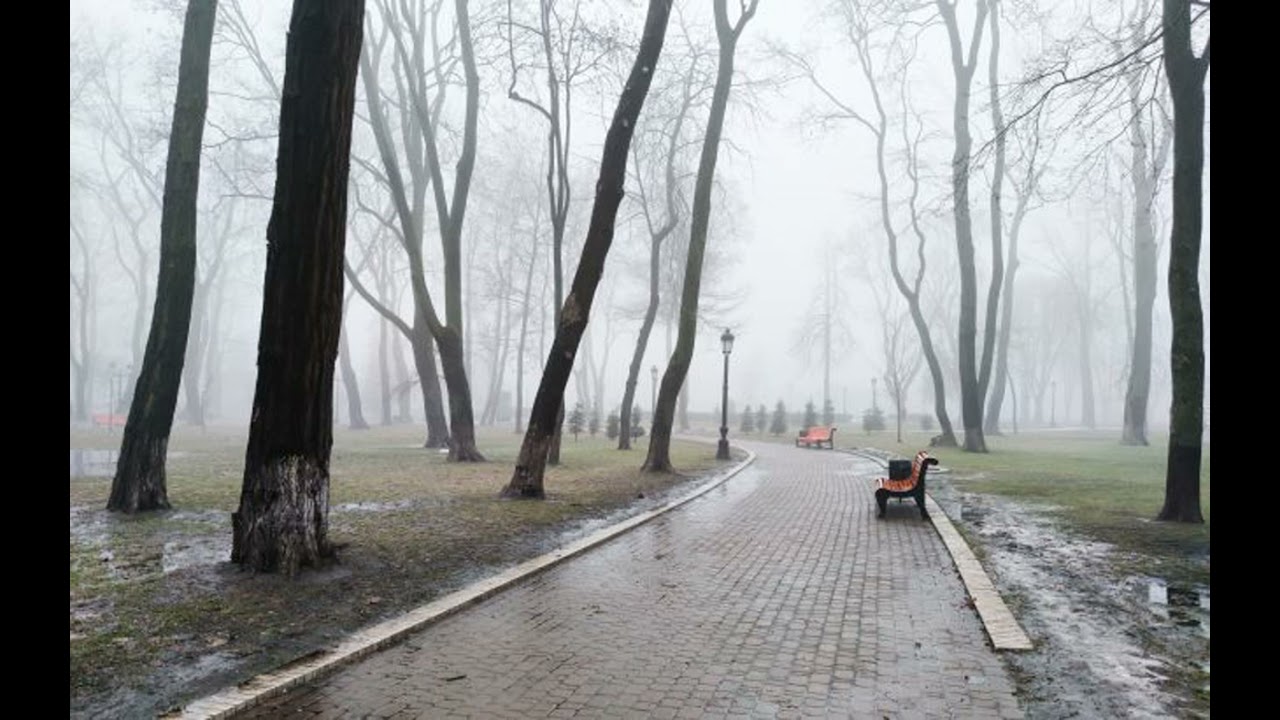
[
  {"left": 840, "top": 448, "right": 1033, "bottom": 652},
  {"left": 167, "top": 446, "right": 758, "bottom": 719}
]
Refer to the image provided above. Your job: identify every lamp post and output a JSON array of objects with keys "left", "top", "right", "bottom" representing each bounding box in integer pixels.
[
  {"left": 1050, "top": 380, "right": 1057, "bottom": 428},
  {"left": 717, "top": 328, "right": 735, "bottom": 460},
  {"left": 650, "top": 365, "right": 658, "bottom": 417}
]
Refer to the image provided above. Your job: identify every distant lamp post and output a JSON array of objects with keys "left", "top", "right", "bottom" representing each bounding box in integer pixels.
[
  {"left": 717, "top": 328, "right": 735, "bottom": 460},
  {"left": 650, "top": 364, "right": 659, "bottom": 416},
  {"left": 1050, "top": 380, "right": 1057, "bottom": 428}
]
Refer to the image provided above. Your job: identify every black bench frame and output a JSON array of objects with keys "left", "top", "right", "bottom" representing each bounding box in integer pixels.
[{"left": 875, "top": 455, "right": 938, "bottom": 520}]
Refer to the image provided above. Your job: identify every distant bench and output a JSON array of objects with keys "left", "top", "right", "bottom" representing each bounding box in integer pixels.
[
  {"left": 795, "top": 426, "right": 836, "bottom": 449},
  {"left": 92, "top": 414, "right": 126, "bottom": 428},
  {"left": 874, "top": 450, "right": 937, "bottom": 520}
]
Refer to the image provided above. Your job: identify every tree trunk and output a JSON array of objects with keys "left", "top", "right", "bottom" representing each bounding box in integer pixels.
[
  {"left": 108, "top": 0, "right": 217, "bottom": 513},
  {"left": 503, "top": 0, "right": 673, "bottom": 497},
  {"left": 514, "top": 229, "right": 539, "bottom": 433},
  {"left": 232, "top": 0, "right": 365, "bottom": 574},
  {"left": 937, "top": 0, "right": 991, "bottom": 453},
  {"left": 411, "top": 321, "right": 450, "bottom": 448},
  {"left": 1122, "top": 70, "right": 1162, "bottom": 446},
  {"left": 339, "top": 315, "right": 369, "bottom": 429},
  {"left": 1157, "top": 0, "right": 1206, "bottom": 523},
  {"left": 182, "top": 280, "right": 208, "bottom": 427},
  {"left": 392, "top": 330, "right": 413, "bottom": 422},
  {"left": 619, "top": 236, "right": 663, "bottom": 450},
  {"left": 644, "top": 0, "right": 756, "bottom": 472},
  {"left": 379, "top": 317, "right": 392, "bottom": 425}
]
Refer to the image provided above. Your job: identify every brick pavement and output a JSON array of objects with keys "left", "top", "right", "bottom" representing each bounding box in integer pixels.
[{"left": 241, "top": 441, "right": 1022, "bottom": 719}]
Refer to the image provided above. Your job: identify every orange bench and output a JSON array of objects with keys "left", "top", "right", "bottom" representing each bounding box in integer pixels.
[
  {"left": 874, "top": 450, "right": 937, "bottom": 520},
  {"left": 795, "top": 426, "right": 836, "bottom": 449}
]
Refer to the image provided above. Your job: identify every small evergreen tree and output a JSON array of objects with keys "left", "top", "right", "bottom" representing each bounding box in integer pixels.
[
  {"left": 920, "top": 413, "right": 934, "bottom": 431},
  {"left": 863, "top": 406, "right": 886, "bottom": 433},
  {"left": 569, "top": 401, "right": 585, "bottom": 441},
  {"left": 588, "top": 410, "right": 600, "bottom": 437},
  {"left": 740, "top": 405, "right": 755, "bottom": 433},
  {"left": 822, "top": 398, "right": 835, "bottom": 426},
  {"left": 803, "top": 400, "right": 818, "bottom": 430},
  {"left": 756, "top": 404, "right": 767, "bottom": 434},
  {"left": 770, "top": 400, "right": 788, "bottom": 436},
  {"left": 606, "top": 411, "right": 620, "bottom": 440}
]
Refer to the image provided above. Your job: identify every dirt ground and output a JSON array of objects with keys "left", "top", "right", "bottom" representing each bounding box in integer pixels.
[
  {"left": 928, "top": 470, "right": 1210, "bottom": 719},
  {"left": 70, "top": 427, "right": 734, "bottom": 719}
]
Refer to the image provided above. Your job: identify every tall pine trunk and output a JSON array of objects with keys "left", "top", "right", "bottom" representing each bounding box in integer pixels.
[
  {"left": 108, "top": 0, "right": 217, "bottom": 513},
  {"left": 1157, "top": 0, "right": 1207, "bottom": 523},
  {"left": 232, "top": 0, "right": 365, "bottom": 574},
  {"left": 502, "top": 0, "right": 673, "bottom": 497}
]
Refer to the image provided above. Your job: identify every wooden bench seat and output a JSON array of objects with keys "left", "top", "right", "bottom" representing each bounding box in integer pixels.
[
  {"left": 795, "top": 426, "right": 836, "bottom": 449},
  {"left": 874, "top": 450, "right": 937, "bottom": 520}
]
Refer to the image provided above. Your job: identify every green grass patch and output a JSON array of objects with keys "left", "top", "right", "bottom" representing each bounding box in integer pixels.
[{"left": 861, "top": 429, "right": 1210, "bottom": 585}]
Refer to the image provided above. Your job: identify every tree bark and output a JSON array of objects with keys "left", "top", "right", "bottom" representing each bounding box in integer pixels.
[
  {"left": 502, "top": 0, "right": 673, "bottom": 497},
  {"left": 1157, "top": 0, "right": 1207, "bottom": 523},
  {"left": 644, "top": 0, "right": 757, "bottom": 472},
  {"left": 108, "top": 0, "right": 217, "bottom": 513},
  {"left": 232, "top": 0, "right": 365, "bottom": 574}
]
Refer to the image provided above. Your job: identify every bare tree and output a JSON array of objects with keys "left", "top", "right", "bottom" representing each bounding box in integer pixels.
[
  {"left": 1119, "top": 7, "right": 1173, "bottom": 446},
  {"left": 793, "top": 242, "right": 853, "bottom": 420},
  {"left": 773, "top": 1, "right": 958, "bottom": 445},
  {"left": 617, "top": 40, "right": 705, "bottom": 449},
  {"left": 232, "top": 0, "right": 366, "bottom": 574},
  {"left": 108, "top": 0, "right": 218, "bottom": 513},
  {"left": 984, "top": 113, "right": 1051, "bottom": 434},
  {"left": 70, "top": 216, "right": 98, "bottom": 422},
  {"left": 936, "top": 0, "right": 1001, "bottom": 452},
  {"left": 506, "top": 0, "right": 621, "bottom": 464},
  {"left": 644, "top": 0, "right": 759, "bottom": 473},
  {"left": 1157, "top": 0, "right": 1208, "bottom": 523},
  {"left": 502, "top": 0, "right": 674, "bottom": 497},
  {"left": 356, "top": 0, "right": 485, "bottom": 460}
]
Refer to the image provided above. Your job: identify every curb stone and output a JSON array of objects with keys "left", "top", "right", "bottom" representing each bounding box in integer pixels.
[
  {"left": 166, "top": 445, "right": 758, "bottom": 719},
  {"left": 840, "top": 446, "right": 1033, "bottom": 652}
]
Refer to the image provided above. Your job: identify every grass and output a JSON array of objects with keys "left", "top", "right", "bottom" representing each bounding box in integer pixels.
[
  {"left": 69, "top": 424, "right": 735, "bottom": 717},
  {"left": 841, "top": 427, "right": 1211, "bottom": 585}
]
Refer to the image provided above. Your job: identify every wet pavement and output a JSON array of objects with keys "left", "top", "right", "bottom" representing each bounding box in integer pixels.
[{"left": 242, "top": 441, "right": 1021, "bottom": 719}]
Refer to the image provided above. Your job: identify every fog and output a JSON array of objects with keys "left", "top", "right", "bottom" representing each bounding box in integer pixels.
[{"left": 70, "top": 0, "right": 1210, "bottom": 437}]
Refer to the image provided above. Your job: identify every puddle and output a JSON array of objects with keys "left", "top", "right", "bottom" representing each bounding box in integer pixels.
[
  {"left": 925, "top": 477, "right": 1209, "bottom": 719},
  {"left": 1145, "top": 578, "right": 1211, "bottom": 639},
  {"left": 71, "top": 506, "right": 230, "bottom": 579},
  {"left": 333, "top": 500, "right": 414, "bottom": 514}
]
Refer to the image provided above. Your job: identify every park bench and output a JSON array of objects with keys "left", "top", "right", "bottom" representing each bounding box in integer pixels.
[
  {"left": 874, "top": 450, "right": 937, "bottom": 520},
  {"left": 92, "top": 413, "right": 126, "bottom": 428},
  {"left": 795, "top": 426, "right": 836, "bottom": 449}
]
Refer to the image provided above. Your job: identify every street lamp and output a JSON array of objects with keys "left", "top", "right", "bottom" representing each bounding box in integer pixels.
[
  {"left": 650, "top": 365, "right": 658, "bottom": 416},
  {"left": 1050, "top": 380, "right": 1057, "bottom": 428},
  {"left": 717, "top": 328, "right": 735, "bottom": 460}
]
